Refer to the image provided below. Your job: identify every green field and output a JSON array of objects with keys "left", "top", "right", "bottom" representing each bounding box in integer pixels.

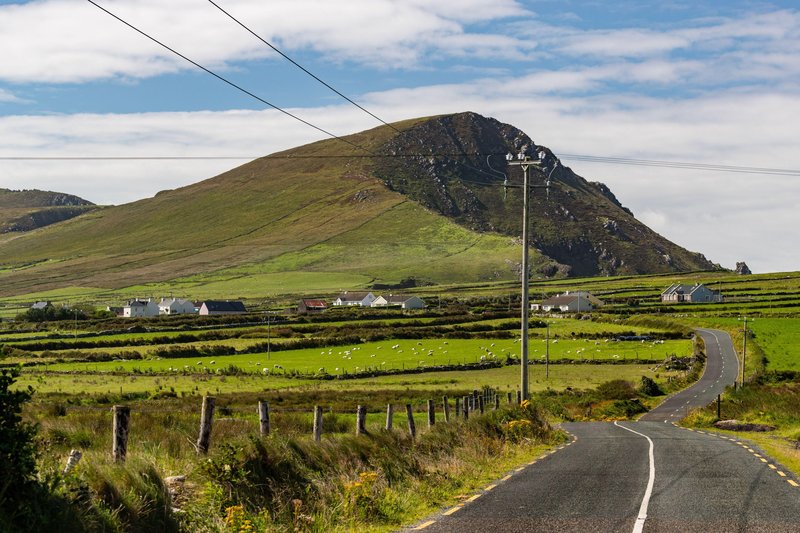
[
  {"left": 32, "top": 337, "right": 690, "bottom": 377},
  {"left": 747, "top": 318, "right": 800, "bottom": 371},
  {"left": 17, "top": 363, "right": 665, "bottom": 397}
]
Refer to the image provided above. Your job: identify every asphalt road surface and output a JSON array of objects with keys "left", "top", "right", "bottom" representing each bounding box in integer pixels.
[{"left": 411, "top": 329, "right": 800, "bottom": 532}]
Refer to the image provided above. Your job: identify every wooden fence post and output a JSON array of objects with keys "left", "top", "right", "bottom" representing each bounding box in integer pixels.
[
  {"left": 385, "top": 404, "right": 394, "bottom": 430},
  {"left": 406, "top": 404, "right": 416, "bottom": 439},
  {"left": 454, "top": 397, "right": 461, "bottom": 419},
  {"left": 478, "top": 396, "right": 484, "bottom": 414},
  {"left": 196, "top": 396, "right": 215, "bottom": 455},
  {"left": 443, "top": 396, "right": 450, "bottom": 422},
  {"left": 258, "top": 400, "right": 270, "bottom": 436},
  {"left": 717, "top": 394, "right": 721, "bottom": 419},
  {"left": 516, "top": 390, "right": 522, "bottom": 405},
  {"left": 494, "top": 394, "right": 500, "bottom": 410},
  {"left": 356, "top": 405, "right": 367, "bottom": 435},
  {"left": 427, "top": 399, "right": 435, "bottom": 428},
  {"left": 462, "top": 395, "right": 470, "bottom": 419},
  {"left": 112, "top": 405, "right": 130, "bottom": 462},
  {"left": 313, "top": 405, "right": 323, "bottom": 441},
  {"left": 507, "top": 392, "right": 513, "bottom": 404}
]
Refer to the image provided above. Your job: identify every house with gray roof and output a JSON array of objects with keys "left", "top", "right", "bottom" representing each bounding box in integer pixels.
[
  {"left": 199, "top": 300, "right": 247, "bottom": 315},
  {"left": 661, "top": 283, "right": 722, "bottom": 303},
  {"left": 371, "top": 294, "right": 426, "bottom": 310},
  {"left": 332, "top": 291, "right": 376, "bottom": 307}
]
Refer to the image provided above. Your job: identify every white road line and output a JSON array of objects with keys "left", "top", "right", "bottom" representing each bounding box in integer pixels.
[{"left": 614, "top": 421, "right": 655, "bottom": 533}]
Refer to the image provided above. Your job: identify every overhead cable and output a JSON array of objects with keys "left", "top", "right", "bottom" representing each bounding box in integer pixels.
[
  {"left": 206, "top": 0, "right": 400, "bottom": 133},
  {"left": 4, "top": 152, "right": 800, "bottom": 177},
  {"left": 85, "top": 0, "right": 373, "bottom": 155}
]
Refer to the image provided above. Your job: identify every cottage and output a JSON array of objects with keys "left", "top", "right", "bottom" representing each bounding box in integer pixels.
[
  {"left": 532, "top": 291, "right": 599, "bottom": 313},
  {"left": 199, "top": 300, "right": 247, "bottom": 315},
  {"left": 30, "top": 301, "right": 53, "bottom": 310},
  {"left": 332, "top": 291, "right": 376, "bottom": 307},
  {"left": 123, "top": 299, "right": 160, "bottom": 318},
  {"left": 158, "top": 297, "right": 197, "bottom": 315},
  {"left": 371, "top": 294, "right": 426, "bottom": 310},
  {"left": 661, "top": 283, "right": 722, "bottom": 303},
  {"left": 298, "top": 299, "right": 327, "bottom": 314}
]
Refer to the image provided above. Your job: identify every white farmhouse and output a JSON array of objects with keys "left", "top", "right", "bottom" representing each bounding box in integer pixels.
[
  {"left": 661, "top": 283, "right": 722, "bottom": 303},
  {"left": 332, "top": 291, "right": 376, "bottom": 307},
  {"left": 533, "top": 293, "right": 594, "bottom": 313},
  {"left": 371, "top": 294, "right": 426, "bottom": 310},
  {"left": 158, "top": 297, "right": 197, "bottom": 315},
  {"left": 123, "top": 299, "right": 160, "bottom": 318}
]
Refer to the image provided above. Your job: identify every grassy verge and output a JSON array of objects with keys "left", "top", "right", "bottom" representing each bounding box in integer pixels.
[{"left": 683, "top": 375, "right": 800, "bottom": 477}]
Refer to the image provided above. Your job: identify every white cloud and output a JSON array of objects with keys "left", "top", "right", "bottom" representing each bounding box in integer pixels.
[
  {"left": 0, "top": 0, "right": 534, "bottom": 83},
  {"left": 0, "top": 88, "right": 24, "bottom": 103}
]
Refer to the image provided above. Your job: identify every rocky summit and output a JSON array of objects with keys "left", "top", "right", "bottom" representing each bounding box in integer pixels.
[{"left": 374, "top": 112, "right": 717, "bottom": 277}]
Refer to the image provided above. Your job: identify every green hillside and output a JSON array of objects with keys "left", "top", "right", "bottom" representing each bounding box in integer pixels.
[{"left": 0, "top": 113, "right": 717, "bottom": 301}]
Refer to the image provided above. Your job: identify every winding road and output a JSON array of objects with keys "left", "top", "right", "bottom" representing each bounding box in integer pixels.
[{"left": 410, "top": 329, "right": 800, "bottom": 532}]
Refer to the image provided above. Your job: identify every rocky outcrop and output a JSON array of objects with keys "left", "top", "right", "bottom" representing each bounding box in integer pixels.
[
  {"left": 713, "top": 420, "right": 775, "bottom": 432},
  {"left": 372, "top": 112, "right": 719, "bottom": 277},
  {"left": 0, "top": 188, "right": 93, "bottom": 208},
  {"left": 736, "top": 262, "right": 752, "bottom": 275},
  {"left": 2, "top": 206, "right": 95, "bottom": 233}
]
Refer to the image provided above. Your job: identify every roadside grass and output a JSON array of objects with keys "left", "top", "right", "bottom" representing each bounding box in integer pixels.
[
  {"left": 21, "top": 379, "right": 565, "bottom": 532},
  {"left": 684, "top": 379, "right": 800, "bottom": 479}
]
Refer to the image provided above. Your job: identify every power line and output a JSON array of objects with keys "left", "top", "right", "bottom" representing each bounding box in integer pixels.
[
  {"left": 206, "top": 0, "right": 400, "bottom": 133},
  {"left": 85, "top": 0, "right": 373, "bottom": 156},
  {"left": 559, "top": 154, "right": 800, "bottom": 176},
  {"left": 3, "top": 151, "right": 800, "bottom": 177}
]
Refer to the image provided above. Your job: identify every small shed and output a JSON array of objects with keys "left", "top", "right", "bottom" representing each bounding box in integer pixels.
[{"left": 298, "top": 299, "right": 328, "bottom": 313}]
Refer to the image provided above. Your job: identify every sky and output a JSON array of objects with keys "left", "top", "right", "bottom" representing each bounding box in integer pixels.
[{"left": 1, "top": 0, "right": 799, "bottom": 274}]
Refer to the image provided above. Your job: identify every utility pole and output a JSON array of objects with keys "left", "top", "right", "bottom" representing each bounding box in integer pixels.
[
  {"left": 740, "top": 316, "right": 748, "bottom": 387},
  {"left": 506, "top": 150, "right": 551, "bottom": 400},
  {"left": 545, "top": 322, "right": 550, "bottom": 380}
]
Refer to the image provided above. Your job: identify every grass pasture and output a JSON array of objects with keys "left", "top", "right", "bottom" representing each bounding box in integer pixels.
[
  {"left": 32, "top": 337, "right": 691, "bottom": 378},
  {"left": 747, "top": 318, "right": 800, "bottom": 371},
  {"left": 18, "top": 363, "right": 666, "bottom": 398}
]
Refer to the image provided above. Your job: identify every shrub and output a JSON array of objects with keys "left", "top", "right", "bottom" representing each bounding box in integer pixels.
[
  {"left": 639, "top": 376, "right": 664, "bottom": 396},
  {"left": 0, "top": 367, "right": 38, "bottom": 528},
  {"left": 596, "top": 379, "right": 637, "bottom": 400}
]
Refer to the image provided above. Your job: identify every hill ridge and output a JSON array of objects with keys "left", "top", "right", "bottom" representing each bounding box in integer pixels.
[{"left": 0, "top": 112, "right": 718, "bottom": 298}]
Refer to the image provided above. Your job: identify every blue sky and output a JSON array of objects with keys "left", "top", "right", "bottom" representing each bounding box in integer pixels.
[{"left": 1, "top": 0, "right": 799, "bottom": 273}]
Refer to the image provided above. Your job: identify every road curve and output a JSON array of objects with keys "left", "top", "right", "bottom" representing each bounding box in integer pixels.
[
  {"left": 411, "top": 329, "right": 800, "bottom": 532},
  {"left": 640, "top": 328, "right": 739, "bottom": 422}
]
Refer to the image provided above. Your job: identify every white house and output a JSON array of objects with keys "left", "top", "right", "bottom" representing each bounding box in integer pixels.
[
  {"left": 533, "top": 293, "right": 594, "bottom": 313},
  {"left": 661, "top": 283, "right": 722, "bottom": 303},
  {"left": 123, "top": 299, "right": 160, "bottom": 318},
  {"left": 332, "top": 291, "right": 376, "bottom": 307},
  {"left": 371, "top": 294, "right": 426, "bottom": 310},
  {"left": 158, "top": 297, "right": 197, "bottom": 315}
]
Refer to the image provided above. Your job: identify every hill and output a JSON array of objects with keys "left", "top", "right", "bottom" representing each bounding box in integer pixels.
[
  {"left": 0, "top": 188, "right": 96, "bottom": 234},
  {"left": 0, "top": 113, "right": 717, "bottom": 299}
]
